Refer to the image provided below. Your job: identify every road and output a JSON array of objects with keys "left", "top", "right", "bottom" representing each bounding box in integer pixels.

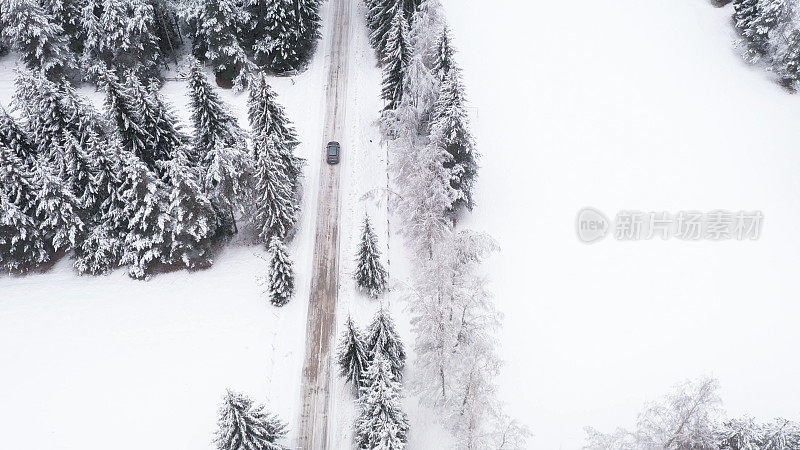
[{"left": 297, "top": 0, "right": 351, "bottom": 447}]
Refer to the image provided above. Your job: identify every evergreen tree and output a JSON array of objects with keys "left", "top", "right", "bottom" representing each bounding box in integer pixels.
[
  {"left": 381, "top": 7, "right": 410, "bottom": 111},
  {"left": 186, "top": 0, "right": 251, "bottom": 85},
  {"left": 355, "top": 351, "right": 409, "bottom": 450},
  {"left": 256, "top": 0, "right": 300, "bottom": 72},
  {"left": 188, "top": 61, "right": 246, "bottom": 163},
  {"left": 296, "top": 0, "right": 322, "bottom": 64},
  {"left": 0, "top": 107, "right": 36, "bottom": 162},
  {"left": 247, "top": 73, "right": 304, "bottom": 197},
  {"left": 214, "top": 390, "right": 288, "bottom": 450},
  {"left": 250, "top": 135, "right": 297, "bottom": 242},
  {"left": 34, "top": 165, "right": 86, "bottom": 255},
  {"left": 368, "top": 0, "right": 402, "bottom": 60},
  {"left": 116, "top": 151, "right": 170, "bottom": 279},
  {"left": 266, "top": 236, "right": 294, "bottom": 307},
  {"left": 430, "top": 66, "right": 477, "bottom": 214},
  {"left": 0, "top": 0, "right": 73, "bottom": 79},
  {"left": 0, "top": 146, "right": 48, "bottom": 272},
  {"left": 102, "top": 71, "right": 152, "bottom": 166},
  {"left": 161, "top": 151, "right": 218, "bottom": 269},
  {"left": 365, "top": 309, "right": 406, "bottom": 381},
  {"left": 337, "top": 315, "right": 369, "bottom": 390},
  {"left": 355, "top": 214, "right": 388, "bottom": 298},
  {"left": 128, "top": 75, "right": 187, "bottom": 171},
  {"left": 408, "top": 0, "right": 444, "bottom": 68},
  {"left": 203, "top": 142, "right": 253, "bottom": 237},
  {"left": 772, "top": 21, "right": 800, "bottom": 88},
  {"left": 42, "top": 0, "right": 84, "bottom": 53},
  {"left": 432, "top": 26, "right": 455, "bottom": 81},
  {"left": 74, "top": 138, "right": 126, "bottom": 275}
]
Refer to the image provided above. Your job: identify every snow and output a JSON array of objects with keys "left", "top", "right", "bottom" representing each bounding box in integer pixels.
[
  {"left": 444, "top": 0, "right": 800, "bottom": 448},
  {"left": 3, "top": 0, "right": 800, "bottom": 448}
]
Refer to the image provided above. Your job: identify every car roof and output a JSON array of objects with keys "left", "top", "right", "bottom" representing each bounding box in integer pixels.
[{"left": 327, "top": 141, "right": 340, "bottom": 146}]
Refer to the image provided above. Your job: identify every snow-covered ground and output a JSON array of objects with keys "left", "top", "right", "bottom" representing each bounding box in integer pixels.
[
  {"left": 444, "top": 0, "right": 800, "bottom": 448},
  {"left": 4, "top": 0, "right": 800, "bottom": 448}
]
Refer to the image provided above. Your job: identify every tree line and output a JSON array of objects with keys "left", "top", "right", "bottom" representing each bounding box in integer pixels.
[
  {"left": 0, "top": 0, "right": 322, "bottom": 86},
  {"left": 1, "top": 63, "right": 303, "bottom": 288},
  {"left": 732, "top": 0, "right": 800, "bottom": 89},
  {"left": 585, "top": 376, "right": 800, "bottom": 449},
  {"left": 365, "top": 0, "right": 529, "bottom": 448}
]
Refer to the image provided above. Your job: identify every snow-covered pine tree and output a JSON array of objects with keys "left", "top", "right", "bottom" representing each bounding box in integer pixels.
[
  {"left": 734, "top": 0, "right": 791, "bottom": 63},
  {"left": 188, "top": 61, "right": 246, "bottom": 163},
  {"left": 355, "top": 214, "right": 388, "bottom": 298},
  {"left": 255, "top": 0, "right": 300, "bottom": 73},
  {"left": 127, "top": 75, "right": 187, "bottom": 172},
  {"left": 430, "top": 66, "right": 477, "bottom": 215},
  {"left": 771, "top": 7, "right": 800, "bottom": 88},
  {"left": 0, "top": 107, "right": 36, "bottom": 162},
  {"left": 78, "top": 0, "right": 163, "bottom": 80},
  {"left": 355, "top": 350, "right": 410, "bottom": 450},
  {"left": 381, "top": 7, "right": 410, "bottom": 111},
  {"left": 203, "top": 142, "right": 253, "bottom": 237},
  {"left": 337, "top": 315, "right": 369, "bottom": 391},
  {"left": 296, "top": 0, "right": 322, "bottom": 64},
  {"left": 265, "top": 236, "right": 294, "bottom": 306},
  {"left": 408, "top": 0, "right": 444, "bottom": 68},
  {"left": 432, "top": 26, "right": 455, "bottom": 81},
  {"left": 368, "top": 0, "right": 401, "bottom": 60},
  {"left": 250, "top": 135, "right": 297, "bottom": 243},
  {"left": 0, "top": 0, "right": 73, "bottom": 79},
  {"left": 214, "top": 390, "right": 288, "bottom": 450},
  {"left": 365, "top": 309, "right": 406, "bottom": 381},
  {"left": 160, "top": 151, "right": 218, "bottom": 269},
  {"left": 33, "top": 165, "right": 86, "bottom": 256},
  {"left": 185, "top": 0, "right": 251, "bottom": 85},
  {"left": 41, "top": 0, "right": 83, "bottom": 53},
  {"left": 101, "top": 71, "right": 151, "bottom": 164},
  {"left": 247, "top": 73, "right": 304, "bottom": 198},
  {"left": 402, "top": 0, "right": 421, "bottom": 25},
  {"left": 116, "top": 151, "right": 171, "bottom": 279},
  {"left": 0, "top": 146, "right": 48, "bottom": 272}
]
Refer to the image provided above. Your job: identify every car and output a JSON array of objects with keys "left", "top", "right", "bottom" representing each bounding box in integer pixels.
[{"left": 326, "top": 141, "right": 340, "bottom": 164}]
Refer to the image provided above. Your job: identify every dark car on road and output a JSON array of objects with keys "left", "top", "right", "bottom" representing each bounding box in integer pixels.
[{"left": 326, "top": 141, "right": 340, "bottom": 165}]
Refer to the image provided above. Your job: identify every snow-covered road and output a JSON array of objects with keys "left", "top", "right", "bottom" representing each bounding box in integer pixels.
[{"left": 296, "top": 0, "right": 352, "bottom": 446}]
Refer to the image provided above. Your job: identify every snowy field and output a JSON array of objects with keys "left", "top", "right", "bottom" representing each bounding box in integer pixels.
[
  {"left": 444, "top": 0, "right": 800, "bottom": 448},
  {"left": 3, "top": 0, "right": 800, "bottom": 448}
]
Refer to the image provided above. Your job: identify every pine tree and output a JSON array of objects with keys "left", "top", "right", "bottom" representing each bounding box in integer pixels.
[
  {"left": 188, "top": 61, "right": 246, "bottom": 163},
  {"left": 247, "top": 73, "right": 304, "bottom": 197},
  {"left": 368, "top": 0, "right": 402, "bottom": 60},
  {"left": 296, "top": 0, "right": 322, "bottom": 64},
  {"left": 266, "top": 236, "right": 294, "bottom": 306},
  {"left": 42, "top": 0, "right": 84, "bottom": 53},
  {"left": 734, "top": 0, "right": 790, "bottom": 63},
  {"left": 432, "top": 26, "right": 455, "bottom": 81},
  {"left": 186, "top": 0, "right": 251, "bottom": 84},
  {"left": 365, "top": 309, "right": 406, "bottom": 381},
  {"left": 203, "top": 142, "right": 253, "bottom": 237},
  {"left": 33, "top": 165, "right": 86, "bottom": 255},
  {"left": 74, "top": 138, "right": 126, "bottom": 275},
  {"left": 251, "top": 135, "right": 297, "bottom": 242},
  {"left": 772, "top": 21, "right": 800, "bottom": 88},
  {"left": 337, "top": 315, "right": 369, "bottom": 390},
  {"left": 430, "top": 66, "right": 477, "bottom": 215},
  {"left": 381, "top": 7, "right": 410, "bottom": 111},
  {"left": 0, "top": 107, "right": 36, "bottom": 162},
  {"left": 0, "top": 146, "right": 48, "bottom": 272},
  {"left": 102, "top": 71, "right": 150, "bottom": 164},
  {"left": 0, "top": 0, "right": 73, "bottom": 79},
  {"left": 355, "top": 351, "right": 409, "bottom": 450},
  {"left": 128, "top": 75, "right": 187, "bottom": 171},
  {"left": 408, "top": 0, "right": 444, "bottom": 68},
  {"left": 256, "top": 0, "right": 301, "bottom": 72},
  {"left": 214, "top": 390, "right": 288, "bottom": 450},
  {"left": 161, "top": 151, "right": 218, "bottom": 269},
  {"left": 355, "top": 214, "right": 388, "bottom": 298},
  {"left": 116, "top": 152, "right": 171, "bottom": 279}
]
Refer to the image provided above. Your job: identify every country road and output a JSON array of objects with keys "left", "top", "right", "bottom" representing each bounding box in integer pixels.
[{"left": 296, "top": 0, "right": 352, "bottom": 447}]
